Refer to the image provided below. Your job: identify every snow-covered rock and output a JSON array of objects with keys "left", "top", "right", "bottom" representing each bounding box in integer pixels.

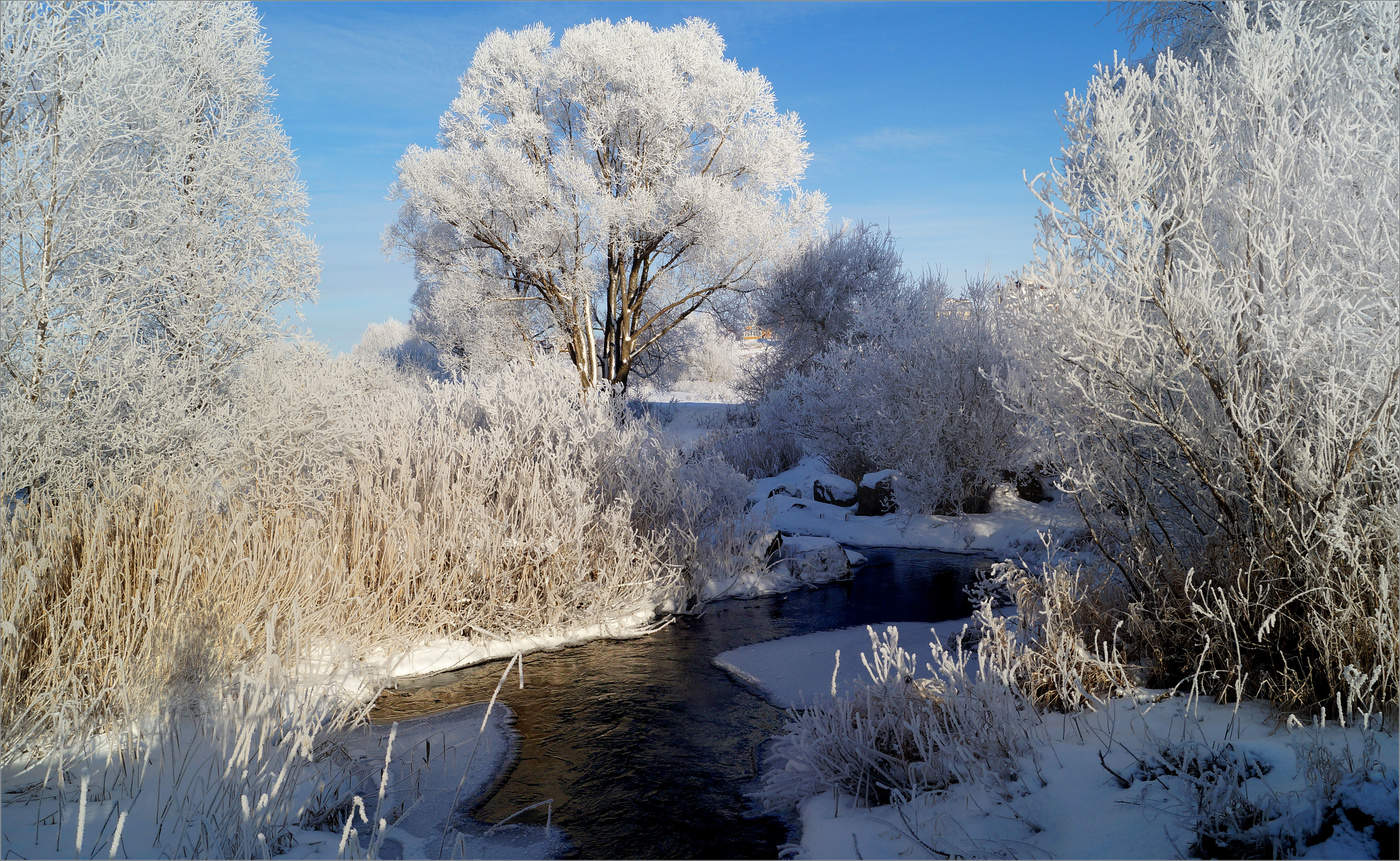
[
  {"left": 856, "top": 469, "right": 899, "bottom": 516},
  {"left": 746, "top": 460, "right": 1085, "bottom": 557},
  {"left": 1015, "top": 470, "right": 1051, "bottom": 503},
  {"left": 768, "top": 482, "right": 803, "bottom": 499},
  {"left": 748, "top": 528, "right": 782, "bottom": 562},
  {"left": 812, "top": 473, "right": 857, "bottom": 506},
  {"left": 777, "top": 535, "right": 851, "bottom": 584},
  {"left": 843, "top": 547, "right": 867, "bottom": 568}
]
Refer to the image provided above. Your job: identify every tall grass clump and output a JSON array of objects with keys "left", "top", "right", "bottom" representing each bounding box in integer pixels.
[
  {"left": 760, "top": 607, "right": 1081, "bottom": 813},
  {"left": 1, "top": 350, "right": 751, "bottom": 760}
]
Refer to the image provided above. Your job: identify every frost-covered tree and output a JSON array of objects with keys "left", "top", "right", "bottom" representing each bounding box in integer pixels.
[
  {"left": 1112, "top": 0, "right": 1232, "bottom": 57},
  {"left": 1, "top": 1, "right": 317, "bottom": 493},
  {"left": 1011, "top": 1, "right": 1399, "bottom": 708},
  {"left": 743, "top": 221, "right": 903, "bottom": 398},
  {"left": 388, "top": 17, "right": 826, "bottom": 390},
  {"left": 759, "top": 272, "right": 1028, "bottom": 511}
]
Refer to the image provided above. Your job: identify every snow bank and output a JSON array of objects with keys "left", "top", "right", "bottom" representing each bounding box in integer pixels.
[
  {"left": 749, "top": 458, "right": 1082, "bottom": 558},
  {"left": 0, "top": 701, "right": 549, "bottom": 860},
  {"left": 731, "top": 618, "right": 1399, "bottom": 860},
  {"left": 792, "top": 693, "right": 1397, "bottom": 859},
  {"left": 715, "top": 618, "right": 997, "bottom": 709},
  {"left": 326, "top": 705, "right": 561, "bottom": 859},
  {"left": 301, "top": 605, "right": 663, "bottom": 700}
]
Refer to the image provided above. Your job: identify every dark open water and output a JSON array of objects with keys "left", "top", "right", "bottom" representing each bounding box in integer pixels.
[{"left": 371, "top": 548, "right": 986, "bottom": 859}]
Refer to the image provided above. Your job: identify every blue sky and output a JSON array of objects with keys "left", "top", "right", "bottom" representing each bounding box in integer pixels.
[{"left": 255, "top": 1, "right": 1131, "bottom": 353}]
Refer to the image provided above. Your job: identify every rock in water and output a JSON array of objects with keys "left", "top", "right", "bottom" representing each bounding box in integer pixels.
[
  {"left": 777, "top": 535, "right": 852, "bottom": 584},
  {"left": 812, "top": 474, "right": 858, "bottom": 506},
  {"left": 856, "top": 470, "right": 899, "bottom": 516}
]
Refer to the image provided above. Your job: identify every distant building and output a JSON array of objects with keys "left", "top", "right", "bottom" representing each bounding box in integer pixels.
[{"left": 742, "top": 323, "right": 774, "bottom": 341}]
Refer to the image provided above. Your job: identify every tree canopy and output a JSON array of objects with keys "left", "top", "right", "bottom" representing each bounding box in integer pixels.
[{"left": 388, "top": 17, "right": 826, "bottom": 388}]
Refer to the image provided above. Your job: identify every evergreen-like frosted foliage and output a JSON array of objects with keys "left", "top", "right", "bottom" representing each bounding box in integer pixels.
[
  {"left": 388, "top": 17, "right": 826, "bottom": 388},
  {"left": 1011, "top": 1, "right": 1399, "bottom": 708},
  {"left": 1, "top": 1, "right": 318, "bottom": 495}
]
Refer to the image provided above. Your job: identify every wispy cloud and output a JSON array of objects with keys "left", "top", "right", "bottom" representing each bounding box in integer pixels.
[
  {"left": 843, "top": 127, "right": 953, "bottom": 151},
  {"left": 815, "top": 123, "right": 1031, "bottom": 166}
]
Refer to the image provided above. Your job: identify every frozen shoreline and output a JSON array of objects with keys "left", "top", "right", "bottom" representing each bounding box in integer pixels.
[
  {"left": 719, "top": 619, "right": 1399, "bottom": 860},
  {"left": 748, "top": 456, "right": 1083, "bottom": 558}
]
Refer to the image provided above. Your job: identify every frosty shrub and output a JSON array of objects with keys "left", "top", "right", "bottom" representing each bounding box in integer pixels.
[
  {"left": 763, "top": 554, "right": 1142, "bottom": 813},
  {"left": 975, "top": 560, "right": 1134, "bottom": 713},
  {"left": 1008, "top": 2, "right": 1399, "bottom": 710},
  {"left": 756, "top": 273, "right": 1029, "bottom": 512},
  {"left": 1, "top": 1, "right": 318, "bottom": 499},
  {"left": 742, "top": 221, "right": 903, "bottom": 398},
  {"left": 352, "top": 317, "right": 446, "bottom": 380},
  {"left": 695, "top": 418, "right": 805, "bottom": 481},
  {"left": 404, "top": 250, "right": 543, "bottom": 378},
  {"left": 762, "top": 618, "right": 1048, "bottom": 812},
  {"left": 634, "top": 312, "right": 745, "bottom": 393}
]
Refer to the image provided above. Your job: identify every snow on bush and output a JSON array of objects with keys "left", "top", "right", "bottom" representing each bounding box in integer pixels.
[
  {"left": 752, "top": 272, "right": 1029, "bottom": 511},
  {"left": 742, "top": 221, "right": 903, "bottom": 399},
  {"left": 695, "top": 418, "right": 805, "bottom": 481},
  {"left": 635, "top": 312, "right": 745, "bottom": 392},
  {"left": 1, "top": 1, "right": 319, "bottom": 501},
  {"left": 975, "top": 557, "right": 1134, "bottom": 713},
  {"left": 762, "top": 556, "right": 1136, "bottom": 810},
  {"left": 1006, "top": 1, "right": 1400, "bottom": 711},
  {"left": 761, "top": 614, "right": 1051, "bottom": 813},
  {"left": 352, "top": 318, "right": 445, "bottom": 379}
]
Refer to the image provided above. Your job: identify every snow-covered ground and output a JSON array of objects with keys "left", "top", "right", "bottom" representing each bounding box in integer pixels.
[
  {"left": 750, "top": 457, "right": 1083, "bottom": 558},
  {"left": 719, "top": 621, "right": 1399, "bottom": 860},
  {"left": 302, "top": 605, "right": 666, "bottom": 700},
  {"left": 0, "top": 701, "right": 558, "bottom": 860},
  {"left": 632, "top": 387, "right": 744, "bottom": 453}
]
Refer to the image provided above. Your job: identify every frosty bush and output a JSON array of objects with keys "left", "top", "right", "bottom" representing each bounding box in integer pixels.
[
  {"left": 352, "top": 318, "right": 445, "bottom": 380},
  {"left": 635, "top": 312, "right": 745, "bottom": 392},
  {"left": 742, "top": 222, "right": 903, "bottom": 398},
  {"left": 695, "top": 418, "right": 804, "bottom": 481},
  {"left": 404, "top": 256, "right": 543, "bottom": 378},
  {"left": 755, "top": 272, "right": 1029, "bottom": 511},
  {"left": 1009, "top": 2, "right": 1399, "bottom": 710},
  {"left": 975, "top": 560, "right": 1134, "bottom": 712},
  {"left": 762, "top": 618, "right": 1050, "bottom": 813},
  {"left": 1, "top": 1, "right": 318, "bottom": 498}
]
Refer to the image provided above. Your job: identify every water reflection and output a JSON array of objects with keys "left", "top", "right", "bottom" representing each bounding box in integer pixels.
[{"left": 371, "top": 548, "right": 986, "bottom": 859}]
